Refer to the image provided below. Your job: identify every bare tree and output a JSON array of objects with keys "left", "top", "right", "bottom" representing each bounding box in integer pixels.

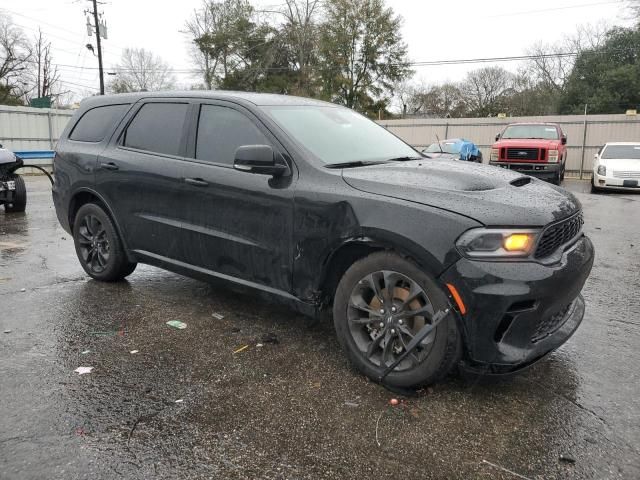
[
  {"left": 460, "top": 66, "right": 515, "bottom": 117},
  {"left": 525, "top": 22, "right": 609, "bottom": 93},
  {"left": 184, "top": 0, "right": 255, "bottom": 90},
  {"left": 279, "top": 0, "right": 322, "bottom": 95},
  {"left": 0, "top": 13, "right": 31, "bottom": 104},
  {"left": 109, "top": 48, "right": 176, "bottom": 93},
  {"left": 24, "top": 29, "right": 62, "bottom": 102}
]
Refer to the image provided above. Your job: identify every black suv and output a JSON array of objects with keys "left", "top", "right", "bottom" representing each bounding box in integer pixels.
[{"left": 53, "top": 92, "right": 594, "bottom": 389}]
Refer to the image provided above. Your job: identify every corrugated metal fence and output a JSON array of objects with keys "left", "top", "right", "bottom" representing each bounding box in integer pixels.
[
  {"left": 380, "top": 113, "right": 640, "bottom": 175},
  {"left": 1, "top": 105, "right": 639, "bottom": 176}
]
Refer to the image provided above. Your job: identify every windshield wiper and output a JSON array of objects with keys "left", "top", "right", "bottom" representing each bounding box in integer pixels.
[
  {"left": 324, "top": 160, "right": 390, "bottom": 169},
  {"left": 386, "top": 155, "right": 424, "bottom": 162}
]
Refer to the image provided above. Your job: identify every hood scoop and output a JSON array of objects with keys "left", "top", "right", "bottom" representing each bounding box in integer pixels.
[{"left": 510, "top": 176, "right": 532, "bottom": 187}]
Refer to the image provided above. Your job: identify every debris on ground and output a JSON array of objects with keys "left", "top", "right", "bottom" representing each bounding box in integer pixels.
[
  {"left": 256, "top": 343, "right": 264, "bottom": 348},
  {"left": 75, "top": 427, "right": 86, "bottom": 436},
  {"left": 261, "top": 332, "right": 279, "bottom": 344},
  {"left": 81, "top": 350, "right": 90, "bottom": 354},
  {"left": 20, "top": 288, "right": 26, "bottom": 292},
  {"left": 233, "top": 344, "right": 249, "bottom": 354},
  {"left": 481, "top": 460, "right": 532, "bottom": 480},
  {"left": 559, "top": 454, "right": 576, "bottom": 464},
  {"left": 211, "top": 312, "right": 224, "bottom": 320},
  {"left": 166, "top": 320, "right": 187, "bottom": 330},
  {"left": 230, "top": 327, "right": 241, "bottom": 333},
  {"left": 130, "top": 350, "right": 139, "bottom": 354},
  {"left": 389, "top": 398, "right": 399, "bottom": 406},
  {"left": 3, "top": 329, "right": 11, "bottom": 334},
  {"left": 74, "top": 366, "right": 93, "bottom": 375},
  {"left": 344, "top": 401, "right": 359, "bottom": 407},
  {"left": 175, "top": 399, "right": 184, "bottom": 403}
]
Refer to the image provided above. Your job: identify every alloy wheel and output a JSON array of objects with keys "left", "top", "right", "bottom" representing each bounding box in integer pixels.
[
  {"left": 77, "top": 214, "right": 111, "bottom": 273},
  {"left": 347, "top": 270, "right": 437, "bottom": 371}
]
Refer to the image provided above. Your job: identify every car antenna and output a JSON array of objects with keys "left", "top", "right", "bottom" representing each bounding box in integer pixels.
[{"left": 435, "top": 134, "right": 444, "bottom": 153}]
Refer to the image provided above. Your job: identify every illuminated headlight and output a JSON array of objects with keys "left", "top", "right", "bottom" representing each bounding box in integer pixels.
[
  {"left": 548, "top": 150, "right": 559, "bottom": 163},
  {"left": 456, "top": 228, "right": 540, "bottom": 258},
  {"left": 597, "top": 165, "right": 606, "bottom": 176},
  {"left": 490, "top": 148, "right": 500, "bottom": 161}
]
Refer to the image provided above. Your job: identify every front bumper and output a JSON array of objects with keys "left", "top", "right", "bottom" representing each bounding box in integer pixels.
[
  {"left": 440, "top": 234, "right": 594, "bottom": 371},
  {"left": 592, "top": 172, "right": 640, "bottom": 190},
  {"left": 490, "top": 161, "right": 560, "bottom": 180}
]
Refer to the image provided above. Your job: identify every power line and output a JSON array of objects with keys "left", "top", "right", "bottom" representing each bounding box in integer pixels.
[{"left": 488, "top": 0, "right": 624, "bottom": 18}]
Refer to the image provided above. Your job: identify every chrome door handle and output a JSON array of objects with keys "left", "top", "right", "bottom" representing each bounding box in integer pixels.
[{"left": 184, "top": 177, "right": 208, "bottom": 187}]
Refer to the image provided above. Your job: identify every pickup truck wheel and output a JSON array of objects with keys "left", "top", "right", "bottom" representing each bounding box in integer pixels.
[
  {"left": 333, "top": 252, "right": 461, "bottom": 389},
  {"left": 3, "top": 174, "right": 27, "bottom": 213},
  {"left": 72, "top": 203, "right": 137, "bottom": 282}
]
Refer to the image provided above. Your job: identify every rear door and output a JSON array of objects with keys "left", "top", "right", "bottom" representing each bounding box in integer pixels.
[
  {"left": 174, "top": 101, "right": 297, "bottom": 293},
  {"left": 97, "top": 99, "right": 190, "bottom": 260}
]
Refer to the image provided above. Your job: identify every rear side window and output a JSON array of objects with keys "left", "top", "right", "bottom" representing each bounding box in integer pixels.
[
  {"left": 69, "top": 104, "right": 129, "bottom": 142},
  {"left": 196, "top": 105, "right": 269, "bottom": 165},
  {"left": 124, "top": 103, "right": 189, "bottom": 156}
]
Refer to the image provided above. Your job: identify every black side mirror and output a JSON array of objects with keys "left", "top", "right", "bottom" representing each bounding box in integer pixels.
[
  {"left": 233, "top": 145, "right": 289, "bottom": 177},
  {"left": 561, "top": 135, "right": 567, "bottom": 145},
  {"left": 495, "top": 134, "right": 500, "bottom": 141}
]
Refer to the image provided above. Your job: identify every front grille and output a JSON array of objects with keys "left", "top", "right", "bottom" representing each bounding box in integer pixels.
[
  {"left": 506, "top": 148, "right": 539, "bottom": 161},
  {"left": 613, "top": 170, "right": 640, "bottom": 179},
  {"left": 534, "top": 212, "right": 584, "bottom": 259},
  {"left": 532, "top": 303, "right": 572, "bottom": 343}
]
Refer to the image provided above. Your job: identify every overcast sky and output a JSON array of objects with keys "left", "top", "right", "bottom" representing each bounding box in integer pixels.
[{"left": 1, "top": 0, "right": 634, "bottom": 102}]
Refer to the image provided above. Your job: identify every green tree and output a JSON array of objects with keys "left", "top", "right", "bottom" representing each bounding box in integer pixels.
[
  {"left": 319, "top": 0, "right": 411, "bottom": 115},
  {"left": 560, "top": 26, "right": 640, "bottom": 114}
]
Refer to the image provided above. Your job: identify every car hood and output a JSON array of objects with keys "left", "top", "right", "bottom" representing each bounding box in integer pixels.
[
  {"left": 0, "top": 148, "right": 17, "bottom": 165},
  {"left": 495, "top": 139, "right": 561, "bottom": 149},
  {"left": 341, "top": 159, "right": 580, "bottom": 226},
  {"left": 600, "top": 158, "right": 640, "bottom": 171}
]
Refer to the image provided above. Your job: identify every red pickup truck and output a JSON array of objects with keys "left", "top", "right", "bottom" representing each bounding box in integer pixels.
[{"left": 489, "top": 123, "right": 567, "bottom": 185}]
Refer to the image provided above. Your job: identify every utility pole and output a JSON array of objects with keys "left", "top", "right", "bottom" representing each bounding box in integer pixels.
[{"left": 86, "top": 0, "right": 106, "bottom": 95}]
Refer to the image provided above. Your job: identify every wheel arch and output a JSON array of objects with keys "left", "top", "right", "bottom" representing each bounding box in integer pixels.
[
  {"left": 317, "top": 228, "right": 451, "bottom": 309},
  {"left": 68, "top": 188, "right": 133, "bottom": 259}
]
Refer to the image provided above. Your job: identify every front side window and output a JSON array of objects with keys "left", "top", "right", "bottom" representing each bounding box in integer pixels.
[
  {"left": 124, "top": 103, "right": 188, "bottom": 156},
  {"left": 262, "top": 105, "right": 418, "bottom": 165},
  {"left": 195, "top": 105, "right": 269, "bottom": 165},
  {"left": 601, "top": 145, "right": 640, "bottom": 160},
  {"left": 69, "top": 104, "right": 129, "bottom": 142},
  {"left": 501, "top": 125, "right": 560, "bottom": 140}
]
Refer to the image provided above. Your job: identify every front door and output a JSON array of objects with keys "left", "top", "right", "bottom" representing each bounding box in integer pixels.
[{"left": 176, "top": 102, "right": 296, "bottom": 293}]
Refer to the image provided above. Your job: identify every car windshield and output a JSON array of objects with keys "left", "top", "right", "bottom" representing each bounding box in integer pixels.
[
  {"left": 425, "top": 142, "right": 460, "bottom": 154},
  {"left": 502, "top": 125, "right": 559, "bottom": 140},
  {"left": 601, "top": 145, "right": 640, "bottom": 160},
  {"left": 262, "top": 105, "right": 419, "bottom": 165}
]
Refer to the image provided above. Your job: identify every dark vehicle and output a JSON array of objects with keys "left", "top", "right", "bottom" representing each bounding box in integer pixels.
[
  {"left": 424, "top": 138, "right": 483, "bottom": 163},
  {"left": 53, "top": 92, "right": 594, "bottom": 389},
  {"left": 0, "top": 146, "right": 27, "bottom": 213},
  {"left": 490, "top": 123, "right": 568, "bottom": 185}
]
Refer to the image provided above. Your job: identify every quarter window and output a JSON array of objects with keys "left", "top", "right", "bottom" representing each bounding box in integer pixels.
[
  {"left": 124, "top": 103, "right": 188, "bottom": 156},
  {"left": 69, "top": 104, "right": 129, "bottom": 142},
  {"left": 196, "top": 105, "right": 269, "bottom": 165}
]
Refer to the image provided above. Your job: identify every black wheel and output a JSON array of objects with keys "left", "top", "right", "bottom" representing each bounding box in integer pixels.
[
  {"left": 72, "top": 203, "right": 137, "bottom": 281},
  {"left": 4, "top": 174, "right": 26, "bottom": 213},
  {"left": 590, "top": 179, "right": 599, "bottom": 193},
  {"left": 333, "top": 252, "right": 461, "bottom": 388}
]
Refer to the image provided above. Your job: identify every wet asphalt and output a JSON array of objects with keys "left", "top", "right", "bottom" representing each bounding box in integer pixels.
[{"left": 1, "top": 176, "right": 639, "bottom": 480}]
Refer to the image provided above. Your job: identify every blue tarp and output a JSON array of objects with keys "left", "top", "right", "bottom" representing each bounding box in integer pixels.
[{"left": 451, "top": 140, "right": 480, "bottom": 161}]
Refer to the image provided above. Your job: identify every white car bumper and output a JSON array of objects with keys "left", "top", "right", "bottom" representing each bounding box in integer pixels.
[{"left": 593, "top": 172, "right": 640, "bottom": 190}]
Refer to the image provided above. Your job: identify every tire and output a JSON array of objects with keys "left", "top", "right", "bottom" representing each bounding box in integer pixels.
[
  {"left": 560, "top": 164, "right": 565, "bottom": 181},
  {"left": 72, "top": 203, "right": 137, "bottom": 281},
  {"left": 4, "top": 174, "right": 27, "bottom": 213},
  {"left": 333, "top": 251, "right": 461, "bottom": 389},
  {"left": 590, "top": 179, "right": 599, "bottom": 193}
]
